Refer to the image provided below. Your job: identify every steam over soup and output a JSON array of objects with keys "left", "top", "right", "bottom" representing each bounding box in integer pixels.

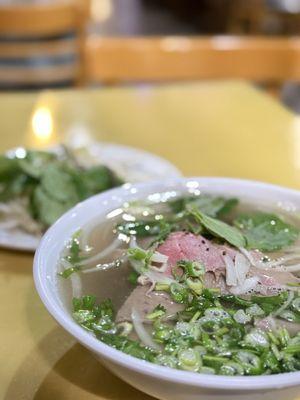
[{"left": 58, "top": 192, "right": 300, "bottom": 375}]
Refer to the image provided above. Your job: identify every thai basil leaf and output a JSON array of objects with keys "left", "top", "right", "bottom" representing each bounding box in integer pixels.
[{"left": 188, "top": 206, "right": 246, "bottom": 248}]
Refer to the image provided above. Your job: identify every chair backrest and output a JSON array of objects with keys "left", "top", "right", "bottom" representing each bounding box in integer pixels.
[
  {"left": 84, "top": 36, "right": 300, "bottom": 84},
  {"left": 0, "top": 1, "right": 89, "bottom": 89}
]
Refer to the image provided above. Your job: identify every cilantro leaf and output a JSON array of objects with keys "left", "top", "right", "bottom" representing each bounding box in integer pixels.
[
  {"left": 234, "top": 212, "right": 298, "bottom": 251},
  {"left": 99, "top": 333, "right": 157, "bottom": 361}
]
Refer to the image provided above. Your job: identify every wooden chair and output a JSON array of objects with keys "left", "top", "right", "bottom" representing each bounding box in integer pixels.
[
  {"left": 83, "top": 36, "right": 300, "bottom": 89},
  {"left": 0, "top": 1, "right": 90, "bottom": 89}
]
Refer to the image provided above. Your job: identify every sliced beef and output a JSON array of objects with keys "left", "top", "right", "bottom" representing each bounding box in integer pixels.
[
  {"left": 116, "top": 285, "right": 184, "bottom": 323},
  {"left": 204, "top": 272, "right": 229, "bottom": 293},
  {"left": 249, "top": 267, "right": 300, "bottom": 295},
  {"left": 157, "top": 231, "right": 236, "bottom": 275}
]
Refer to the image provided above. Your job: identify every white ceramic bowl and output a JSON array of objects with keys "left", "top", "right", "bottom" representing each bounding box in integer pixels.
[{"left": 34, "top": 178, "right": 300, "bottom": 400}]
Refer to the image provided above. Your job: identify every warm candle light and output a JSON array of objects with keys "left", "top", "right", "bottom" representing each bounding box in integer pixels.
[{"left": 31, "top": 106, "right": 53, "bottom": 142}]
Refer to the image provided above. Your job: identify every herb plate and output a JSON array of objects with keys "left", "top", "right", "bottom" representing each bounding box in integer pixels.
[{"left": 0, "top": 142, "right": 181, "bottom": 252}]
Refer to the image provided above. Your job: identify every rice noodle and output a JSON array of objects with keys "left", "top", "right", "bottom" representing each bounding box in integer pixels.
[
  {"left": 81, "top": 257, "right": 125, "bottom": 274},
  {"left": 270, "top": 264, "right": 300, "bottom": 273},
  {"left": 80, "top": 219, "right": 106, "bottom": 250},
  {"left": 266, "top": 254, "right": 300, "bottom": 267},
  {"left": 131, "top": 308, "right": 161, "bottom": 350},
  {"left": 70, "top": 272, "right": 82, "bottom": 298},
  {"left": 77, "top": 236, "right": 123, "bottom": 267},
  {"left": 239, "top": 247, "right": 300, "bottom": 274}
]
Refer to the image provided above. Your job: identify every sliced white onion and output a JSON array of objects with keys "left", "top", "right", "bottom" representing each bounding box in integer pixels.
[
  {"left": 224, "top": 255, "right": 237, "bottom": 286},
  {"left": 129, "top": 236, "right": 137, "bottom": 248},
  {"left": 150, "top": 263, "right": 168, "bottom": 273},
  {"left": 230, "top": 276, "right": 259, "bottom": 295},
  {"left": 239, "top": 247, "right": 258, "bottom": 266},
  {"left": 149, "top": 252, "right": 169, "bottom": 273},
  {"left": 235, "top": 253, "right": 250, "bottom": 286},
  {"left": 70, "top": 272, "right": 82, "bottom": 298},
  {"left": 131, "top": 308, "right": 161, "bottom": 350},
  {"left": 150, "top": 252, "right": 169, "bottom": 264},
  {"left": 144, "top": 270, "right": 175, "bottom": 285}
]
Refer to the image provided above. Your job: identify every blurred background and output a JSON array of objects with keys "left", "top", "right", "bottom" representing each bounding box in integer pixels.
[{"left": 2, "top": 0, "right": 300, "bottom": 111}]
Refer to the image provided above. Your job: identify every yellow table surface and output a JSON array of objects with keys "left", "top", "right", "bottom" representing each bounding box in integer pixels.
[{"left": 1, "top": 81, "right": 300, "bottom": 400}]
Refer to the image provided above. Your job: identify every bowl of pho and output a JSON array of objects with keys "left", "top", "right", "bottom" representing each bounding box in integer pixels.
[{"left": 34, "top": 178, "right": 300, "bottom": 400}]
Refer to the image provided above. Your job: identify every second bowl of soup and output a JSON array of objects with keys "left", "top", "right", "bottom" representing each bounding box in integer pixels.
[{"left": 34, "top": 178, "right": 300, "bottom": 400}]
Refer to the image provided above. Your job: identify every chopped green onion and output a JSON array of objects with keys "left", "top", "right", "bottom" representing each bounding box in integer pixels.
[
  {"left": 284, "top": 344, "right": 300, "bottom": 355},
  {"left": 244, "top": 329, "right": 270, "bottom": 350},
  {"left": 155, "top": 283, "right": 170, "bottom": 291},
  {"left": 117, "top": 322, "right": 133, "bottom": 337},
  {"left": 178, "top": 348, "right": 202, "bottom": 372},
  {"left": 177, "top": 260, "right": 205, "bottom": 277},
  {"left": 234, "top": 351, "right": 262, "bottom": 375},
  {"left": 154, "top": 354, "right": 177, "bottom": 368},
  {"left": 199, "top": 366, "right": 215, "bottom": 374},
  {"left": 170, "top": 282, "right": 189, "bottom": 303},
  {"left": 220, "top": 361, "right": 244, "bottom": 376},
  {"left": 186, "top": 277, "right": 203, "bottom": 295},
  {"left": 291, "top": 297, "right": 300, "bottom": 313},
  {"left": 203, "top": 355, "right": 229, "bottom": 369},
  {"left": 146, "top": 304, "right": 166, "bottom": 320}
]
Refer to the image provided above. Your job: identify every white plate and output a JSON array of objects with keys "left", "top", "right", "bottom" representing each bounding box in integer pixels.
[{"left": 0, "top": 142, "right": 181, "bottom": 252}]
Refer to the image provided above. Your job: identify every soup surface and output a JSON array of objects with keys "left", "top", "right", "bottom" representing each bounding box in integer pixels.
[{"left": 58, "top": 191, "right": 300, "bottom": 376}]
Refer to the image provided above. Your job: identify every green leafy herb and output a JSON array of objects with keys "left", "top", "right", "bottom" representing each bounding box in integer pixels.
[
  {"left": 234, "top": 212, "right": 299, "bottom": 251},
  {"left": 99, "top": 333, "right": 157, "bottom": 361},
  {"left": 0, "top": 148, "right": 123, "bottom": 229},
  {"left": 127, "top": 247, "right": 154, "bottom": 274},
  {"left": 169, "top": 195, "right": 238, "bottom": 217},
  {"left": 71, "top": 289, "right": 300, "bottom": 375},
  {"left": 188, "top": 207, "right": 246, "bottom": 248},
  {"left": 128, "top": 271, "right": 139, "bottom": 286}
]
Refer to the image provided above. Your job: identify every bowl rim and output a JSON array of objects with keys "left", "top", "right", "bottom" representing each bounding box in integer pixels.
[{"left": 34, "top": 177, "right": 300, "bottom": 391}]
